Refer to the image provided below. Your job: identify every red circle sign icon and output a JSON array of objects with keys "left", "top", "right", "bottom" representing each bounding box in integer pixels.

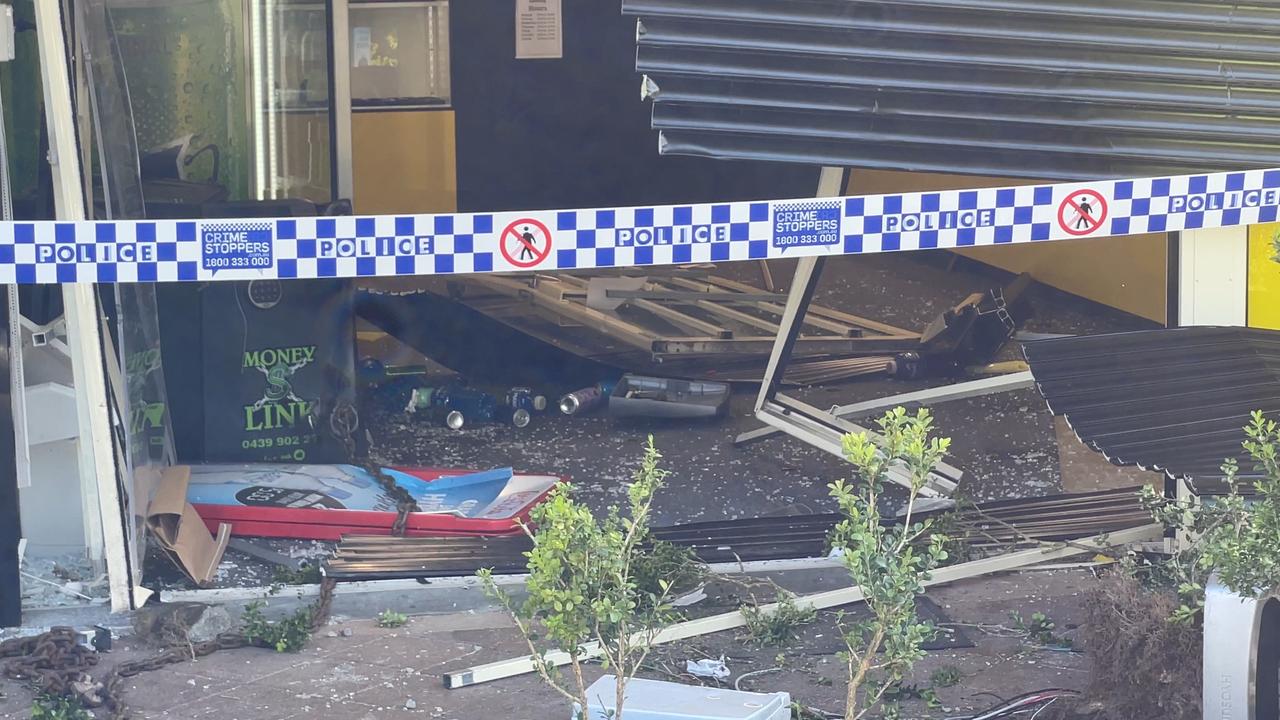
[
  {"left": 1057, "top": 189, "right": 1109, "bottom": 237},
  {"left": 500, "top": 219, "right": 553, "bottom": 268}
]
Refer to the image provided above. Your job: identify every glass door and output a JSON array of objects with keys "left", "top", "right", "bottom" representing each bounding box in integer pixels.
[{"left": 249, "top": 0, "right": 335, "bottom": 203}]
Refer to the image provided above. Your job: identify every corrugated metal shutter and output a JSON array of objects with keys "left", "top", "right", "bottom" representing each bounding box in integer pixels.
[
  {"left": 623, "top": 0, "right": 1280, "bottom": 179},
  {"left": 1023, "top": 326, "right": 1280, "bottom": 484}
]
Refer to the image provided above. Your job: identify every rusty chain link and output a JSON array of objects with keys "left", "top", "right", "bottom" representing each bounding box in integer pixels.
[
  {"left": 3, "top": 392, "right": 372, "bottom": 717},
  {"left": 363, "top": 462, "right": 420, "bottom": 536},
  {"left": 0, "top": 628, "right": 101, "bottom": 705},
  {"left": 3, "top": 579, "right": 339, "bottom": 719},
  {"left": 332, "top": 399, "right": 418, "bottom": 537}
]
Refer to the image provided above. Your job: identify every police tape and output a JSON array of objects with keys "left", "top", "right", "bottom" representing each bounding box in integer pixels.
[{"left": 2, "top": 166, "right": 1277, "bottom": 284}]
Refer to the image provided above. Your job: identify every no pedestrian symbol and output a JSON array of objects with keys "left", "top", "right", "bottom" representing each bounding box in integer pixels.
[
  {"left": 500, "top": 219, "right": 553, "bottom": 268},
  {"left": 1057, "top": 189, "right": 1108, "bottom": 237}
]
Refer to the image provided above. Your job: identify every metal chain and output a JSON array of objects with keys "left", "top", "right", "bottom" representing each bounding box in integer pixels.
[
  {"left": 976, "top": 287, "right": 1016, "bottom": 334},
  {"left": 364, "top": 461, "right": 420, "bottom": 536},
  {"left": 0, "top": 406, "right": 356, "bottom": 716},
  {"left": 330, "top": 404, "right": 414, "bottom": 532},
  {"left": 2, "top": 582, "right": 340, "bottom": 719},
  {"left": 332, "top": 407, "right": 419, "bottom": 537},
  {"left": 0, "top": 628, "right": 100, "bottom": 703}
]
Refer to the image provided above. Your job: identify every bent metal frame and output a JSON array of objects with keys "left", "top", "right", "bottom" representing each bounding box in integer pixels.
[{"left": 25, "top": 0, "right": 1280, "bottom": 614}]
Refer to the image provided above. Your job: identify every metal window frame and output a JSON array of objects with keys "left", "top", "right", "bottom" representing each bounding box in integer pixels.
[
  {"left": 751, "top": 167, "right": 959, "bottom": 497},
  {"left": 332, "top": 0, "right": 354, "bottom": 200},
  {"left": 35, "top": 0, "right": 133, "bottom": 613}
]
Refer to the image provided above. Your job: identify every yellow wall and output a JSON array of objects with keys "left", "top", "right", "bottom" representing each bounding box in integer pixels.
[
  {"left": 352, "top": 110, "right": 457, "bottom": 214},
  {"left": 848, "top": 169, "right": 1168, "bottom": 323},
  {"left": 1248, "top": 224, "right": 1280, "bottom": 330}
]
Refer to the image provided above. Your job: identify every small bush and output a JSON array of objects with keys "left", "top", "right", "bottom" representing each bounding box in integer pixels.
[
  {"left": 741, "top": 593, "right": 817, "bottom": 647},
  {"left": 1010, "top": 610, "right": 1072, "bottom": 648},
  {"left": 830, "top": 408, "right": 951, "bottom": 720},
  {"left": 31, "top": 694, "right": 91, "bottom": 720},
  {"left": 929, "top": 665, "right": 962, "bottom": 689},
  {"left": 377, "top": 610, "right": 408, "bottom": 628},
  {"left": 1080, "top": 573, "right": 1201, "bottom": 720},
  {"left": 633, "top": 539, "right": 704, "bottom": 602},
  {"left": 479, "top": 437, "right": 681, "bottom": 720},
  {"left": 242, "top": 601, "right": 313, "bottom": 653},
  {"left": 271, "top": 563, "right": 322, "bottom": 588},
  {"left": 1139, "top": 411, "right": 1280, "bottom": 618}
]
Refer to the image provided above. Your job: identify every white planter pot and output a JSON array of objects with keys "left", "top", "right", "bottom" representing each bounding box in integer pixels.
[
  {"left": 574, "top": 675, "right": 790, "bottom": 720},
  {"left": 1202, "top": 577, "right": 1280, "bottom": 720}
]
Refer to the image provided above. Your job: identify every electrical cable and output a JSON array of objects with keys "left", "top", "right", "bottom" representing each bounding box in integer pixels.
[
  {"left": 962, "top": 689, "right": 1079, "bottom": 720},
  {"left": 733, "top": 666, "right": 782, "bottom": 692},
  {"left": 1028, "top": 697, "right": 1059, "bottom": 720}
]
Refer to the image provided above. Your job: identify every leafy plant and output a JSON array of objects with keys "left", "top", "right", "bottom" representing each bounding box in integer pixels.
[
  {"left": 929, "top": 665, "right": 963, "bottom": 688},
  {"left": 1010, "top": 610, "right": 1072, "bottom": 648},
  {"left": 271, "top": 562, "right": 322, "bottom": 588},
  {"left": 741, "top": 592, "right": 818, "bottom": 647},
  {"left": 633, "top": 539, "right": 704, "bottom": 600},
  {"left": 828, "top": 408, "right": 950, "bottom": 720},
  {"left": 1139, "top": 411, "right": 1280, "bottom": 620},
  {"left": 478, "top": 437, "right": 681, "bottom": 720},
  {"left": 242, "top": 600, "right": 313, "bottom": 653},
  {"left": 377, "top": 610, "right": 408, "bottom": 628},
  {"left": 880, "top": 681, "right": 940, "bottom": 710},
  {"left": 31, "top": 694, "right": 91, "bottom": 720}
]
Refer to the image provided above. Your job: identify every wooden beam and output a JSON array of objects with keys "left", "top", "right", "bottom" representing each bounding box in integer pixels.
[
  {"left": 470, "top": 276, "right": 657, "bottom": 353},
  {"left": 653, "top": 335, "right": 920, "bottom": 356},
  {"left": 442, "top": 524, "right": 1163, "bottom": 689},
  {"left": 625, "top": 298, "right": 732, "bottom": 339},
  {"left": 702, "top": 275, "right": 917, "bottom": 337},
  {"left": 758, "top": 260, "right": 776, "bottom": 292},
  {"left": 667, "top": 277, "right": 861, "bottom": 337},
  {"left": 604, "top": 290, "right": 792, "bottom": 303},
  {"left": 648, "top": 280, "right": 782, "bottom": 334},
  {"left": 538, "top": 274, "right": 732, "bottom": 339}
]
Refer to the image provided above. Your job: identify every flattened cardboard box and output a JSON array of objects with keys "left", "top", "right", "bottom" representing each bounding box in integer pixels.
[{"left": 144, "top": 466, "right": 230, "bottom": 585}]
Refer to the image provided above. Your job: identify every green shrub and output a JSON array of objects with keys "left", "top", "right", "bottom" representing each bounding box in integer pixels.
[
  {"left": 377, "top": 610, "right": 408, "bottom": 628},
  {"left": 31, "top": 694, "right": 90, "bottom": 720},
  {"left": 829, "top": 408, "right": 950, "bottom": 720},
  {"left": 1140, "top": 411, "right": 1280, "bottom": 619},
  {"left": 479, "top": 437, "right": 684, "bottom": 720},
  {"left": 242, "top": 601, "right": 313, "bottom": 653},
  {"left": 741, "top": 592, "right": 817, "bottom": 647}
]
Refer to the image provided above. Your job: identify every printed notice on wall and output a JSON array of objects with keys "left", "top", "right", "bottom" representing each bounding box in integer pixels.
[{"left": 516, "top": 0, "right": 562, "bottom": 59}]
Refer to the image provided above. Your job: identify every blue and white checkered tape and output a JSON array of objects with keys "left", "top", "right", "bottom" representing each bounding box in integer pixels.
[{"left": 1, "top": 167, "right": 1275, "bottom": 284}]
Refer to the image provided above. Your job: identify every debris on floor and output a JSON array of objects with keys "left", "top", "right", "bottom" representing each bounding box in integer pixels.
[
  {"left": 19, "top": 554, "right": 108, "bottom": 609},
  {"left": 610, "top": 375, "right": 730, "bottom": 420}
]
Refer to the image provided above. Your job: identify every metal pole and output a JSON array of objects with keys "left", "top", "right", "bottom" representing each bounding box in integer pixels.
[
  {"left": 34, "top": 0, "right": 133, "bottom": 613},
  {"left": 737, "top": 371, "right": 1037, "bottom": 447},
  {"left": 752, "top": 166, "right": 844, "bottom": 414},
  {"left": 331, "top": 0, "right": 353, "bottom": 201},
  {"left": 0, "top": 279, "right": 19, "bottom": 627},
  {"left": 747, "top": 167, "right": 960, "bottom": 497}
]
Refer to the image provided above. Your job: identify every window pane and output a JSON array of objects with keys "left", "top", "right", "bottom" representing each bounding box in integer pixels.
[{"left": 351, "top": 2, "right": 450, "bottom": 106}]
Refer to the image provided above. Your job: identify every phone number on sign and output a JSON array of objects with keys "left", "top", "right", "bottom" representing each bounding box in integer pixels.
[
  {"left": 241, "top": 434, "right": 316, "bottom": 450},
  {"left": 205, "top": 255, "right": 273, "bottom": 269}
]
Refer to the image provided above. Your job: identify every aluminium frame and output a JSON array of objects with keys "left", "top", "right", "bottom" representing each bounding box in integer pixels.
[{"left": 750, "top": 167, "right": 964, "bottom": 497}]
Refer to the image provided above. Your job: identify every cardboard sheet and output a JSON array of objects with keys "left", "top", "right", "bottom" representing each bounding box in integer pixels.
[{"left": 144, "top": 466, "right": 231, "bottom": 585}]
